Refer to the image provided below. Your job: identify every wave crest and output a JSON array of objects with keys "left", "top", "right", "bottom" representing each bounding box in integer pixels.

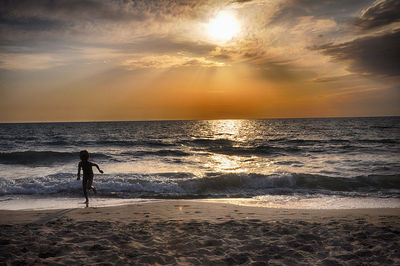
[{"left": 1, "top": 172, "right": 398, "bottom": 197}]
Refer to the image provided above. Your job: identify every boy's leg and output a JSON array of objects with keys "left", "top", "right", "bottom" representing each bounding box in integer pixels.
[
  {"left": 88, "top": 176, "right": 96, "bottom": 195},
  {"left": 83, "top": 188, "right": 88, "bottom": 203},
  {"left": 82, "top": 178, "right": 89, "bottom": 203}
]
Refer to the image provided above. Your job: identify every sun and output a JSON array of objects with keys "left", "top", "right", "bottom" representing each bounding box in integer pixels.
[{"left": 207, "top": 11, "right": 240, "bottom": 42}]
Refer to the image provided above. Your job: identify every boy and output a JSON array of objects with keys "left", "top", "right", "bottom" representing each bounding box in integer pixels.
[{"left": 77, "top": 150, "right": 103, "bottom": 205}]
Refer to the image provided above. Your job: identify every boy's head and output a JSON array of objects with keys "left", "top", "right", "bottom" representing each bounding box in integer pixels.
[{"left": 80, "top": 150, "right": 89, "bottom": 161}]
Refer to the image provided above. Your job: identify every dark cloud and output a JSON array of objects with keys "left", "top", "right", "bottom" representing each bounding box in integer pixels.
[
  {"left": 255, "top": 60, "right": 317, "bottom": 83},
  {"left": 0, "top": 0, "right": 223, "bottom": 58},
  {"left": 0, "top": 0, "right": 214, "bottom": 24},
  {"left": 0, "top": 39, "right": 79, "bottom": 55},
  {"left": 0, "top": 0, "right": 146, "bottom": 49},
  {"left": 354, "top": 0, "right": 400, "bottom": 30},
  {"left": 0, "top": 0, "right": 212, "bottom": 42},
  {"left": 316, "top": 29, "right": 400, "bottom": 76},
  {"left": 0, "top": 13, "right": 68, "bottom": 31},
  {"left": 0, "top": 1, "right": 125, "bottom": 27},
  {"left": 313, "top": 74, "right": 360, "bottom": 83},
  {"left": 0, "top": 0, "right": 149, "bottom": 23},
  {"left": 231, "top": 0, "right": 254, "bottom": 3},
  {"left": 270, "top": 0, "right": 370, "bottom": 25}
]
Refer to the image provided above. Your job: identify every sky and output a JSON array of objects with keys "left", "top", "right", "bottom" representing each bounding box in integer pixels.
[{"left": 0, "top": 0, "right": 399, "bottom": 122}]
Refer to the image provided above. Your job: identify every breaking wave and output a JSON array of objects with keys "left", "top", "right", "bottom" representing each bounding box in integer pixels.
[{"left": 1, "top": 172, "right": 399, "bottom": 198}]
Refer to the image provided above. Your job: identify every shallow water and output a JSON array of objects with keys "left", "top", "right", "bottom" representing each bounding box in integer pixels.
[{"left": 1, "top": 195, "right": 398, "bottom": 211}]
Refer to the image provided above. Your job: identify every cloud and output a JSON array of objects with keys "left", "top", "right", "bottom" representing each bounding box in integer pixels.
[
  {"left": 316, "top": 29, "right": 400, "bottom": 77},
  {"left": 313, "top": 74, "right": 360, "bottom": 83},
  {"left": 255, "top": 60, "right": 317, "bottom": 83},
  {"left": 0, "top": 0, "right": 233, "bottom": 26},
  {"left": 0, "top": 53, "right": 64, "bottom": 70},
  {"left": 123, "top": 35, "right": 216, "bottom": 56},
  {"left": 269, "top": 0, "right": 367, "bottom": 25},
  {"left": 292, "top": 16, "right": 338, "bottom": 36},
  {"left": 0, "top": 0, "right": 192, "bottom": 23},
  {"left": 0, "top": 0, "right": 226, "bottom": 70},
  {"left": 231, "top": 0, "right": 255, "bottom": 4},
  {"left": 0, "top": 0, "right": 223, "bottom": 55},
  {"left": 121, "top": 55, "right": 225, "bottom": 70},
  {"left": 0, "top": 0, "right": 147, "bottom": 41},
  {"left": 0, "top": 0, "right": 214, "bottom": 44},
  {"left": 354, "top": 0, "right": 400, "bottom": 30},
  {"left": 0, "top": 13, "right": 68, "bottom": 32}
]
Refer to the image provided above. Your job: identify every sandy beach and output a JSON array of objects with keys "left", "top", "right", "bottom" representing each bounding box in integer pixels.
[{"left": 1, "top": 201, "right": 400, "bottom": 265}]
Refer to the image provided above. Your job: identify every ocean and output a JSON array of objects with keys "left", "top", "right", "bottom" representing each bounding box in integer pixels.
[{"left": 0, "top": 117, "right": 399, "bottom": 210}]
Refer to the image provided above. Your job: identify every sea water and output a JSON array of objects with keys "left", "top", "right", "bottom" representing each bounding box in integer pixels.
[{"left": 0, "top": 117, "right": 399, "bottom": 210}]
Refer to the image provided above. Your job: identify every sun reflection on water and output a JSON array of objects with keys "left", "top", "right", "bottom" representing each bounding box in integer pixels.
[
  {"left": 205, "top": 120, "right": 248, "bottom": 173},
  {"left": 209, "top": 119, "right": 243, "bottom": 140},
  {"left": 206, "top": 154, "right": 247, "bottom": 173}
]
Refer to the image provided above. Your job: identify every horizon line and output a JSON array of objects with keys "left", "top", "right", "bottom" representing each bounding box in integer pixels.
[{"left": 1, "top": 115, "right": 399, "bottom": 124}]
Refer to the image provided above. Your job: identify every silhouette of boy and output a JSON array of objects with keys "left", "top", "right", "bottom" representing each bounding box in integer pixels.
[{"left": 77, "top": 150, "right": 103, "bottom": 205}]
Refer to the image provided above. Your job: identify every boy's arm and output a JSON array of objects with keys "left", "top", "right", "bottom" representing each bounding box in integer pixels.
[
  {"left": 77, "top": 162, "right": 82, "bottom": 180},
  {"left": 93, "top": 163, "right": 104, "bottom": 174}
]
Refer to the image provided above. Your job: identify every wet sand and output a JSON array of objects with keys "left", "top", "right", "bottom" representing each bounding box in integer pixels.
[{"left": 1, "top": 200, "right": 400, "bottom": 265}]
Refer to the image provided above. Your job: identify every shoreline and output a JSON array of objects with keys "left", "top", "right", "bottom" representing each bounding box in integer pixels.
[
  {"left": 1, "top": 194, "right": 399, "bottom": 211},
  {"left": 1, "top": 201, "right": 400, "bottom": 264}
]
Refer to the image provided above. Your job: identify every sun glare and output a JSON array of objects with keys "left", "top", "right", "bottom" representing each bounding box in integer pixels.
[{"left": 207, "top": 11, "right": 240, "bottom": 42}]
